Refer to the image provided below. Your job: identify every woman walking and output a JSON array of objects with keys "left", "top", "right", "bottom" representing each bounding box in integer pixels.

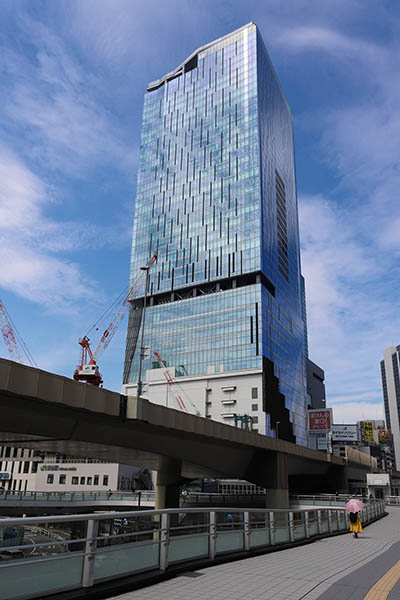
[
  {"left": 349, "top": 511, "right": 363, "bottom": 538},
  {"left": 345, "top": 498, "right": 364, "bottom": 538}
]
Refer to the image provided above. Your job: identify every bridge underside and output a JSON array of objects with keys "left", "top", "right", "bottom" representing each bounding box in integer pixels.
[
  {"left": 0, "top": 358, "right": 374, "bottom": 507},
  {"left": 0, "top": 388, "right": 354, "bottom": 486}
]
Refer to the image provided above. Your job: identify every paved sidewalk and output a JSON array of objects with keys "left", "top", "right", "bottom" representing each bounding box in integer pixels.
[{"left": 108, "top": 508, "right": 400, "bottom": 600}]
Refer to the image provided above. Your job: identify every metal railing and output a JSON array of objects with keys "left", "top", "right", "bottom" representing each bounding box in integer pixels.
[
  {"left": 291, "top": 494, "right": 351, "bottom": 506},
  {"left": 0, "top": 490, "right": 155, "bottom": 504},
  {"left": 386, "top": 496, "right": 400, "bottom": 505},
  {"left": 0, "top": 500, "right": 386, "bottom": 600},
  {"left": 291, "top": 494, "right": 387, "bottom": 507}
]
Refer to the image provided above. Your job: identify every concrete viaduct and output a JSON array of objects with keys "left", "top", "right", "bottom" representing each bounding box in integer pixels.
[{"left": 0, "top": 358, "right": 376, "bottom": 508}]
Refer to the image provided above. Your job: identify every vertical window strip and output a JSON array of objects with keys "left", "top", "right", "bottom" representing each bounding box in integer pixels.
[{"left": 255, "top": 302, "right": 259, "bottom": 355}]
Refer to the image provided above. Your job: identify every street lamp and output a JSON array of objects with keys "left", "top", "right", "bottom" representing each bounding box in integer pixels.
[
  {"left": 136, "top": 264, "right": 151, "bottom": 399},
  {"left": 276, "top": 421, "right": 280, "bottom": 439}
]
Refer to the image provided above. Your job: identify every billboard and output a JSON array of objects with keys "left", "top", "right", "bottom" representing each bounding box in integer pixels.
[
  {"left": 332, "top": 424, "right": 359, "bottom": 442},
  {"left": 361, "top": 420, "right": 374, "bottom": 442},
  {"left": 308, "top": 408, "right": 332, "bottom": 431},
  {"left": 378, "top": 428, "right": 392, "bottom": 443},
  {"left": 0, "top": 472, "right": 11, "bottom": 480}
]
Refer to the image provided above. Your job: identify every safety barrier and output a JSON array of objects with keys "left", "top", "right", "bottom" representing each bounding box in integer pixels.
[
  {"left": 0, "top": 500, "right": 386, "bottom": 600},
  {"left": 0, "top": 490, "right": 155, "bottom": 503},
  {"left": 386, "top": 495, "right": 400, "bottom": 505}
]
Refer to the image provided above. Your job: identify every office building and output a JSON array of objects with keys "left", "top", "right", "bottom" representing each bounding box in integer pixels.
[
  {"left": 123, "top": 23, "right": 308, "bottom": 444},
  {"left": 381, "top": 346, "right": 400, "bottom": 469},
  {"left": 306, "top": 359, "right": 326, "bottom": 410}
]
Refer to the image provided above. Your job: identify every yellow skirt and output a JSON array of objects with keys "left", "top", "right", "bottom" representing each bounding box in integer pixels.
[{"left": 350, "top": 518, "right": 363, "bottom": 533}]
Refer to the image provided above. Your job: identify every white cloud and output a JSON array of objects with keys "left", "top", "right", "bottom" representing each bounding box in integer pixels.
[
  {"left": 280, "top": 26, "right": 383, "bottom": 63},
  {"left": 299, "top": 192, "right": 400, "bottom": 411},
  {"left": 0, "top": 143, "right": 100, "bottom": 310},
  {"left": 331, "top": 402, "right": 384, "bottom": 424},
  {"left": 0, "top": 16, "right": 136, "bottom": 177}
]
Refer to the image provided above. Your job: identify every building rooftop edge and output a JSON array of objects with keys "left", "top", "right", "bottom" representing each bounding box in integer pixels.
[{"left": 147, "top": 22, "right": 256, "bottom": 91}]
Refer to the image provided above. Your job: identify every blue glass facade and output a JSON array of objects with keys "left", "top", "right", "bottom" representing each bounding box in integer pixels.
[{"left": 124, "top": 23, "right": 308, "bottom": 445}]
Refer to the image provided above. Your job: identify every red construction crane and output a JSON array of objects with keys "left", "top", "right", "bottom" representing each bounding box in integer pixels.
[
  {"left": 74, "top": 252, "right": 157, "bottom": 387},
  {"left": 0, "top": 298, "right": 36, "bottom": 367}
]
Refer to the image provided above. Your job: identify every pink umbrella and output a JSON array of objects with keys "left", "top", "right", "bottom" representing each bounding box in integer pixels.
[{"left": 345, "top": 498, "right": 364, "bottom": 512}]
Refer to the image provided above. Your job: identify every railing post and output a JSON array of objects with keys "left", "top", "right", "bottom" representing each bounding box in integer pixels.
[
  {"left": 327, "top": 510, "right": 332, "bottom": 533},
  {"left": 305, "top": 512, "right": 310, "bottom": 538},
  {"left": 159, "top": 512, "right": 169, "bottom": 571},
  {"left": 244, "top": 511, "right": 250, "bottom": 551},
  {"left": 317, "top": 510, "right": 322, "bottom": 534},
  {"left": 209, "top": 511, "right": 216, "bottom": 559},
  {"left": 81, "top": 518, "right": 98, "bottom": 588},
  {"left": 269, "top": 512, "right": 275, "bottom": 545},
  {"left": 289, "top": 511, "right": 294, "bottom": 542}
]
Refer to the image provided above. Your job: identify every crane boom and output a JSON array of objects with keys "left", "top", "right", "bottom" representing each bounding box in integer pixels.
[
  {"left": 0, "top": 299, "right": 22, "bottom": 363},
  {"left": 74, "top": 252, "right": 157, "bottom": 386}
]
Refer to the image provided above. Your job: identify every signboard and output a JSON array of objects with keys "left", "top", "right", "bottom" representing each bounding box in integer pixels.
[
  {"left": 308, "top": 408, "right": 332, "bottom": 431},
  {"left": 332, "top": 424, "right": 359, "bottom": 442},
  {"left": 378, "top": 429, "right": 392, "bottom": 443},
  {"left": 40, "top": 465, "right": 77, "bottom": 472},
  {"left": 0, "top": 472, "right": 11, "bottom": 480},
  {"left": 361, "top": 421, "right": 374, "bottom": 442}
]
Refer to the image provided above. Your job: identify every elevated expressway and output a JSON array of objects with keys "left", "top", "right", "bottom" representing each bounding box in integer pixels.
[{"left": 0, "top": 358, "right": 376, "bottom": 508}]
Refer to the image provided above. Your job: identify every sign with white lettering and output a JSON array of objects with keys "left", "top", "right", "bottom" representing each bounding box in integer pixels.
[
  {"left": 40, "top": 465, "right": 77, "bottom": 472},
  {"left": 308, "top": 409, "right": 332, "bottom": 431},
  {"left": 332, "top": 424, "right": 359, "bottom": 442}
]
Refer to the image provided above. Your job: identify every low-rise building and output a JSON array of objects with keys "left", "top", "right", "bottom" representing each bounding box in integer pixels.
[{"left": 0, "top": 447, "right": 150, "bottom": 493}]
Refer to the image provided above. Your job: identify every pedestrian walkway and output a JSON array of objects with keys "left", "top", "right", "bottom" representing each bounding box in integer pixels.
[{"left": 109, "top": 507, "right": 400, "bottom": 600}]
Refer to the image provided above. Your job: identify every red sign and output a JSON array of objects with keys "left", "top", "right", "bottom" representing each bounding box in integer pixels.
[{"left": 308, "top": 409, "right": 332, "bottom": 431}]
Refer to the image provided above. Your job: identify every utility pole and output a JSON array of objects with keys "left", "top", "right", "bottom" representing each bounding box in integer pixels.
[{"left": 136, "top": 264, "right": 151, "bottom": 399}]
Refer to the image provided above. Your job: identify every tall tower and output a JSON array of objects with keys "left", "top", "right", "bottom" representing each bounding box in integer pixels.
[
  {"left": 123, "top": 23, "right": 308, "bottom": 445},
  {"left": 380, "top": 346, "right": 400, "bottom": 468}
]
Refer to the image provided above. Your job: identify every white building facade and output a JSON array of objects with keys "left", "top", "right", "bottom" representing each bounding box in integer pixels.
[
  {"left": 123, "top": 366, "right": 264, "bottom": 434},
  {"left": 0, "top": 447, "right": 143, "bottom": 493}
]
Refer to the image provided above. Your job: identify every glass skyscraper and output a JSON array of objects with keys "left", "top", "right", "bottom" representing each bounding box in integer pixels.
[{"left": 123, "top": 23, "right": 308, "bottom": 446}]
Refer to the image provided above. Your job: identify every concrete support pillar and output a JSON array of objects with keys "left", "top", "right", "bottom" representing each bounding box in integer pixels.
[
  {"left": 155, "top": 456, "right": 182, "bottom": 509},
  {"left": 265, "top": 452, "right": 289, "bottom": 509},
  {"left": 266, "top": 488, "right": 289, "bottom": 509}
]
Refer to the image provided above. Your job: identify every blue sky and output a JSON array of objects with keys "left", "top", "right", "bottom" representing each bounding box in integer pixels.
[{"left": 1, "top": 0, "right": 399, "bottom": 423}]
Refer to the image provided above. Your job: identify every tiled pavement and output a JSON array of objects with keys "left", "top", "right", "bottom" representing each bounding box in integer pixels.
[{"left": 109, "top": 508, "right": 400, "bottom": 600}]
